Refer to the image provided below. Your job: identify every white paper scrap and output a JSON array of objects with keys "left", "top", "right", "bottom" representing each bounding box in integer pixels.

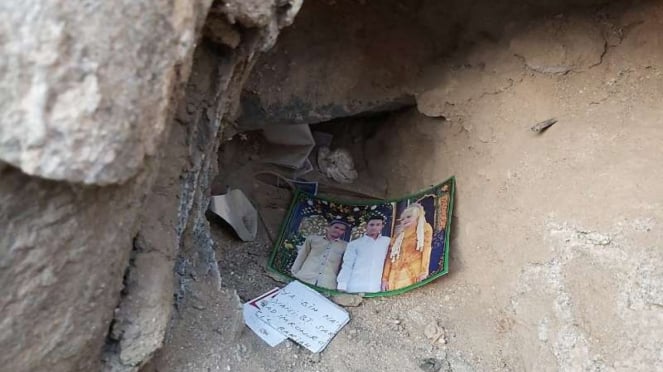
[
  {"left": 243, "top": 287, "right": 287, "bottom": 347},
  {"left": 209, "top": 189, "right": 257, "bottom": 242},
  {"left": 255, "top": 281, "right": 350, "bottom": 353}
]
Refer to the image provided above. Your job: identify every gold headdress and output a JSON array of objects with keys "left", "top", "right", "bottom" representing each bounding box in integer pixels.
[{"left": 389, "top": 203, "right": 427, "bottom": 262}]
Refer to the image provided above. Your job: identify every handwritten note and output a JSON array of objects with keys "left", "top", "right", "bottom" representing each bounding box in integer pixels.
[
  {"left": 256, "top": 281, "right": 350, "bottom": 353},
  {"left": 243, "top": 287, "right": 287, "bottom": 346}
]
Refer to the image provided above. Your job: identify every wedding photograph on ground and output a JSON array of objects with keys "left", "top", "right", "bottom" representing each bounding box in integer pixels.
[{"left": 269, "top": 177, "right": 455, "bottom": 296}]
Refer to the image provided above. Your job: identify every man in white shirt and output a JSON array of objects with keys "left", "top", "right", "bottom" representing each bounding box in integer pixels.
[{"left": 336, "top": 215, "right": 391, "bottom": 293}]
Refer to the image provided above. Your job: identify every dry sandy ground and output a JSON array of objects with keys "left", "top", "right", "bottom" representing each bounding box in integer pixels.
[{"left": 149, "top": 3, "right": 662, "bottom": 371}]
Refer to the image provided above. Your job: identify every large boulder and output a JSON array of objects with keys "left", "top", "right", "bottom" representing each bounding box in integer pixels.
[
  {"left": 0, "top": 1, "right": 214, "bottom": 371},
  {"left": 0, "top": 0, "right": 209, "bottom": 185}
]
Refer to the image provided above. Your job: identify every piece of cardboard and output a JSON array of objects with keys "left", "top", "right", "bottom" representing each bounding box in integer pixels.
[{"left": 209, "top": 189, "right": 258, "bottom": 241}]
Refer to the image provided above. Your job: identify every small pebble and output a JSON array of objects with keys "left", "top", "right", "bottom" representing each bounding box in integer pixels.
[
  {"left": 191, "top": 302, "right": 206, "bottom": 311},
  {"left": 424, "top": 325, "right": 441, "bottom": 340},
  {"left": 331, "top": 294, "right": 363, "bottom": 307},
  {"left": 419, "top": 358, "right": 443, "bottom": 372},
  {"left": 530, "top": 118, "right": 557, "bottom": 133}
]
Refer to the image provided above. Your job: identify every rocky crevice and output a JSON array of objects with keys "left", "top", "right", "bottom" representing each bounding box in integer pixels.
[
  {"left": 101, "top": 2, "right": 303, "bottom": 371},
  {"left": 0, "top": 1, "right": 301, "bottom": 371},
  {"left": 2, "top": 0, "right": 661, "bottom": 371}
]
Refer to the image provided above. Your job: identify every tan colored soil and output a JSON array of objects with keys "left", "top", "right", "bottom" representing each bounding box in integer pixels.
[{"left": 149, "top": 2, "right": 662, "bottom": 371}]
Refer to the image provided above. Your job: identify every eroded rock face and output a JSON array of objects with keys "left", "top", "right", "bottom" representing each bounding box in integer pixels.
[
  {"left": 510, "top": 16, "right": 606, "bottom": 74},
  {"left": 236, "top": 0, "right": 437, "bottom": 129},
  {"left": 0, "top": 167, "right": 156, "bottom": 372},
  {"left": 0, "top": 0, "right": 301, "bottom": 371},
  {"left": 0, "top": 1, "right": 215, "bottom": 369},
  {"left": 101, "top": 1, "right": 304, "bottom": 371},
  {"left": 0, "top": 0, "right": 208, "bottom": 185}
]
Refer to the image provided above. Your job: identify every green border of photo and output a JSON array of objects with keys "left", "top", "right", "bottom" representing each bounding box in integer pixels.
[{"left": 267, "top": 176, "right": 456, "bottom": 298}]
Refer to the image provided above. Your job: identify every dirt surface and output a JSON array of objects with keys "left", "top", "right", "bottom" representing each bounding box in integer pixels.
[{"left": 148, "top": 2, "right": 662, "bottom": 371}]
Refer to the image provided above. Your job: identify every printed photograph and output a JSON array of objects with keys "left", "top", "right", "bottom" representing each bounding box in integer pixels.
[{"left": 269, "top": 178, "right": 454, "bottom": 296}]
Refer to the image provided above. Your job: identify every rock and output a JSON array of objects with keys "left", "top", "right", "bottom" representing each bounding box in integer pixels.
[
  {"left": 191, "top": 302, "right": 207, "bottom": 311},
  {"left": 113, "top": 250, "right": 176, "bottom": 367},
  {"left": 119, "top": 2, "right": 303, "bottom": 370},
  {"left": 102, "top": 173, "right": 182, "bottom": 371},
  {"left": 389, "top": 319, "right": 405, "bottom": 332},
  {"left": 216, "top": 0, "right": 302, "bottom": 51},
  {"left": 424, "top": 324, "right": 445, "bottom": 343},
  {"left": 309, "top": 353, "right": 322, "bottom": 363},
  {"left": 1, "top": 1, "right": 301, "bottom": 371},
  {"left": 510, "top": 16, "right": 606, "bottom": 74},
  {"left": 204, "top": 14, "right": 242, "bottom": 48},
  {"left": 446, "top": 355, "right": 475, "bottom": 372},
  {"left": 415, "top": 45, "right": 524, "bottom": 118},
  {"left": 419, "top": 358, "right": 446, "bottom": 372},
  {"left": 608, "top": 8, "right": 663, "bottom": 69},
  {"left": 0, "top": 0, "right": 211, "bottom": 185},
  {"left": 222, "top": 0, "right": 275, "bottom": 28},
  {"left": 236, "top": 0, "right": 434, "bottom": 129},
  {"left": 0, "top": 165, "right": 155, "bottom": 372},
  {"left": 222, "top": 0, "right": 301, "bottom": 29},
  {"left": 423, "top": 323, "right": 448, "bottom": 344},
  {"left": 331, "top": 293, "right": 363, "bottom": 307}
]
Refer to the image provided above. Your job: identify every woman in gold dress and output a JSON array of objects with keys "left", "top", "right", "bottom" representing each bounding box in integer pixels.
[{"left": 381, "top": 203, "right": 433, "bottom": 291}]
